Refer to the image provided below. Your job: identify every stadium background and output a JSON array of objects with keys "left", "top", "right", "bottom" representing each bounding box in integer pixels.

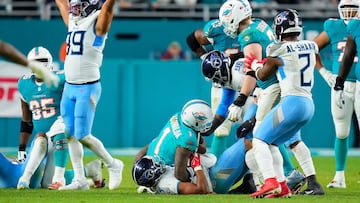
[{"left": 0, "top": 1, "right": 359, "bottom": 153}]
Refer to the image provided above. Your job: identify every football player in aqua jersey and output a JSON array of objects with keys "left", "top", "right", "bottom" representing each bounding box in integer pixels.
[
  {"left": 186, "top": 18, "right": 244, "bottom": 158},
  {"left": 218, "top": 0, "right": 308, "bottom": 194},
  {"left": 56, "top": 0, "right": 124, "bottom": 190},
  {"left": 16, "top": 46, "right": 68, "bottom": 190},
  {"left": 133, "top": 99, "right": 214, "bottom": 194},
  {"left": 313, "top": 0, "right": 360, "bottom": 189},
  {"left": 0, "top": 46, "right": 103, "bottom": 189},
  {"left": 245, "top": 9, "right": 324, "bottom": 198}
]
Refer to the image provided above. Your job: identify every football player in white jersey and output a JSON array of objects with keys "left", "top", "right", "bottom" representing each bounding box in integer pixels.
[
  {"left": 0, "top": 40, "right": 58, "bottom": 88},
  {"left": 55, "top": 0, "right": 124, "bottom": 190},
  {"left": 313, "top": 0, "right": 360, "bottom": 189},
  {"left": 246, "top": 9, "right": 324, "bottom": 198}
]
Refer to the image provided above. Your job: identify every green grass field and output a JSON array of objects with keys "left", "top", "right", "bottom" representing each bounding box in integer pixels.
[{"left": 1, "top": 156, "right": 360, "bottom": 203}]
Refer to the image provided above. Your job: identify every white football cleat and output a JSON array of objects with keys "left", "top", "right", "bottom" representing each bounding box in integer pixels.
[
  {"left": 59, "top": 178, "right": 90, "bottom": 190},
  {"left": 327, "top": 180, "right": 346, "bottom": 189},
  {"left": 108, "top": 159, "right": 124, "bottom": 190}
]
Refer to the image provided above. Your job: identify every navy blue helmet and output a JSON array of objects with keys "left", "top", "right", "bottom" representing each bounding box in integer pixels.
[
  {"left": 273, "top": 9, "right": 302, "bottom": 40},
  {"left": 201, "top": 50, "right": 231, "bottom": 85},
  {"left": 132, "top": 156, "right": 166, "bottom": 188}
]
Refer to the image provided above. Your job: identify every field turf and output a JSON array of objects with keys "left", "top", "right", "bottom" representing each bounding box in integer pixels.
[{"left": 1, "top": 156, "right": 360, "bottom": 203}]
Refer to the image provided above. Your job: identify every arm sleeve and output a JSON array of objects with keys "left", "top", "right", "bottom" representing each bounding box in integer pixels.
[{"left": 215, "top": 88, "right": 236, "bottom": 117}]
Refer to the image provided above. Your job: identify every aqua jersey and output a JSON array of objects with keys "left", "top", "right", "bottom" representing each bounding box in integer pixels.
[
  {"left": 203, "top": 19, "right": 241, "bottom": 55},
  {"left": 147, "top": 113, "right": 199, "bottom": 165},
  {"left": 238, "top": 18, "right": 277, "bottom": 89},
  {"left": 324, "top": 18, "right": 357, "bottom": 81},
  {"left": 17, "top": 72, "right": 65, "bottom": 133},
  {"left": 347, "top": 19, "right": 360, "bottom": 81}
]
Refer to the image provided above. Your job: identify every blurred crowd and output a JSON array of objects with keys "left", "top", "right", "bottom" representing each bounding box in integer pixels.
[{"left": 0, "top": 0, "right": 341, "bottom": 21}]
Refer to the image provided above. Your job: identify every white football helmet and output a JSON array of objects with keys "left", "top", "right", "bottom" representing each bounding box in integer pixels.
[
  {"left": 219, "top": 0, "right": 252, "bottom": 39},
  {"left": 338, "top": 0, "right": 360, "bottom": 22},
  {"left": 181, "top": 99, "right": 213, "bottom": 133},
  {"left": 27, "top": 46, "right": 53, "bottom": 71}
]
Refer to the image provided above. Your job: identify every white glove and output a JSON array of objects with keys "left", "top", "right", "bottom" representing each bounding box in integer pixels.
[
  {"left": 319, "top": 67, "right": 336, "bottom": 87},
  {"left": 214, "top": 119, "right": 233, "bottom": 137},
  {"left": 28, "top": 61, "right": 59, "bottom": 88},
  {"left": 228, "top": 104, "right": 243, "bottom": 122},
  {"left": 333, "top": 76, "right": 345, "bottom": 109},
  {"left": 334, "top": 89, "right": 345, "bottom": 109},
  {"left": 17, "top": 150, "right": 27, "bottom": 163}
]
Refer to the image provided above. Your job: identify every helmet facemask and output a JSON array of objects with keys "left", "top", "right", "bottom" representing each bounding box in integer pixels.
[
  {"left": 338, "top": 0, "right": 360, "bottom": 22},
  {"left": 27, "top": 46, "right": 53, "bottom": 78},
  {"left": 70, "top": 0, "right": 101, "bottom": 21},
  {"left": 181, "top": 99, "right": 213, "bottom": 133}
]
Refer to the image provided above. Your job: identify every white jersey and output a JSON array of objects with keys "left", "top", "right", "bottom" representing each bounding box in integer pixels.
[
  {"left": 223, "top": 58, "right": 247, "bottom": 91},
  {"left": 64, "top": 10, "right": 106, "bottom": 84},
  {"left": 267, "top": 40, "right": 318, "bottom": 99}
]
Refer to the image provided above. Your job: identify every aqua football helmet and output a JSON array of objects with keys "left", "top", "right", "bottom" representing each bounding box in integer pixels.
[
  {"left": 338, "top": 0, "right": 360, "bottom": 22},
  {"left": 273, "top": 9, "right": 302, "bottom": 41},
  {"left": 27, "top": 46, "right": 53, "bottom": 71},
  {"left": 181, "top": 99, "right": 213, "bottom": 133},
  {"left": 219, "top": 0, "right": 252, "bottom": 38},
  {"left": 70, "top": 0, "right": 102, "bottom": 20},
  {"left": 201, "top": 50, "right": 231, "bottom": 86},
  {"left": 132, "top": 156, "right": 166, "bottom": 188}
]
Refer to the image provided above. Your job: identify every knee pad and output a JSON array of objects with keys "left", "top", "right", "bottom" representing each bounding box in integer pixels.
[{"left": 333, "top": 120, "right": 351, "bottom": 139}]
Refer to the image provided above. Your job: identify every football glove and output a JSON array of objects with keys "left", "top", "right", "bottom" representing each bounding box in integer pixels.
[
  {"left": 318, "top": 67, "right": 336, "bottom": 87},
  {"left": 228, "top": 94, "right": 247, "bottom": 122},
  {"left": 28, "top": 61, "right": 59, "bottom": 88},
  {"left": 228, "top": 104, "right": 243, "bottom": 122},
  {"left": 190, "top": 153, "right": 202, "bottom": 171},
  {"left": 236, "top": 116, "right": 256, "bottom": 139},
  {"left": 17, "top": 150, "right": 27, "bottom": 163},
  {"left": 214, "top": 119, "right": 233, "bottom": 137},
  {"left": 244, "top": 53, "right": 267, "bottom": 72},
  {"left": 333, "top": 76, "right": 345, "bottom": 109}
]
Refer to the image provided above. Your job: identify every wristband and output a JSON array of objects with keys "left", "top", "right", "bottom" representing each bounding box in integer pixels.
[
  {"left": 233, "top": 94, "right": 248, "bottom": 107},
  {"left": 194, "top": 166, "right": 202, "bottom": 171}
]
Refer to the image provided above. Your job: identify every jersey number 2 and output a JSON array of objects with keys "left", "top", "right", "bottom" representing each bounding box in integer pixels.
[{"left": 299, "top": 53, "right": 312, "bottom": 87}]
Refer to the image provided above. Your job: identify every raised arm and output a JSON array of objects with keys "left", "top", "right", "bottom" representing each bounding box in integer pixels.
[
  {"left": 55, "top": 0, "right": 69, "bottom": 27},
  {"left": 95, "top": 0, "right": 116, "bottom": 36}
]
